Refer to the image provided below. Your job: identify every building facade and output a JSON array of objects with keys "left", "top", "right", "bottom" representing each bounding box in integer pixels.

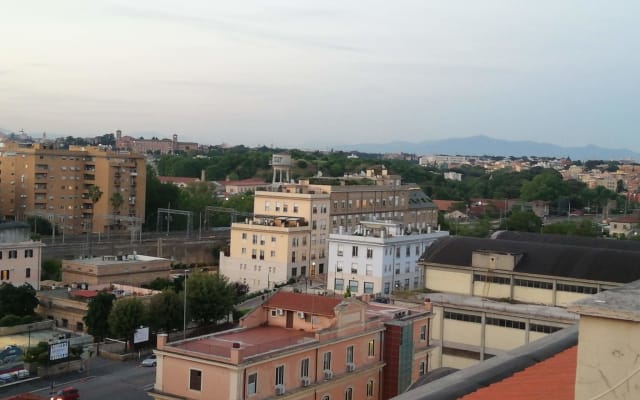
[
  {"left": 61, "top": 254, "right": 171, "bottom": 286},
  {"left": 116, "top": 131, "right": 198, "bottom": 154},
  {"left": 149, "top": 291, "right": 432, "bottom": 400},
  {"left": 0, "top": 222, "right": 43, "bottom": 289},
  {"left": 327, "top": 220, "right": 448, "bottom": 297},
  {"left": 220, "top": 167, "right": 438, "bottom": 293},
  {"left": 0, "top": 141, "right": 146, "bottom": 234}
]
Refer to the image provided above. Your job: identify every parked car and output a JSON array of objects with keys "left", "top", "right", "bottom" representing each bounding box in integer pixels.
[
  {"left": 141, "top": 353, "right": 157, "bottom": 367},
  {"left": 16, "top": 369, "right": 30, "bottom": 379},
  {"left": 50, "top": 387, "right": 80, "bottom": 400},
  {"left": 0, "top": 372, "right": 17, "bottom": 384}
]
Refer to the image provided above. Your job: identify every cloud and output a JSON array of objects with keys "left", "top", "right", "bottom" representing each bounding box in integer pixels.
[{"left": 108, "top": 5, "right": 363, "bottom": 53}]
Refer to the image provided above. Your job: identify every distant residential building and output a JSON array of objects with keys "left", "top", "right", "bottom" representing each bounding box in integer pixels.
[
  {"left": 149, "top": 291, "right": 433, "bottom": 400},
  {"left": 0, "top": 222, "right": 43, "bottom": 289},
  {"left": 61, "top": 254, "right": 171, "bottom": 286},
  {"left": 327, "top": 220, "right": 448, "bottom": 296},
  {"left": 608, "top": 215, "right": 639, "bottom": 237},
  {"left": 115, "top": 130, "right": 198, "bottom": 154},
  {"left": 0, "top": 141, "right": 146, "bottom": 235},
  {"left": 443, "top": 172, "right": 463, "bottom": 181},
  {"left": 157, "top": 176, "right": 201, "bottom": 188},
  {"left": 214, "top": 178, "right": 269, "bottom": 195}
]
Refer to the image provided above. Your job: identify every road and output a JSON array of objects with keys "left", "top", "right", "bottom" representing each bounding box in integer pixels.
[{"left": 0, "top": 357, "right": 155, "bottom": 400}]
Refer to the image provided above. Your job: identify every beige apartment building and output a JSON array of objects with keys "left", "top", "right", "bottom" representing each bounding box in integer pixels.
[
  {"left": 0, "top": 141, "right": 146, "bottom": 234},
  {"left": 150, "top": 291, "right": 432, "bottom": 400},
  {"left": 220, "top": 167, "right": 438, "bottom": 292},
  {"left": 221, "top": 188, "right": 331, "bottom": 291},
  {"left": 0, "top": 221, "right": 44, "bottom": 289}
]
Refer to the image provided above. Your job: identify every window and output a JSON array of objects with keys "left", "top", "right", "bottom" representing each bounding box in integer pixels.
[
  {"left": 293, "top": 204, "right": 299, "bottom": 213},
  {"left": 416, "top": 245, "right": 420, "bottom": 255},
  {"left": 271, "top": 236, "right": 277, "bottom": 243},
  {"left": 252, "top": 249, "right": 257, "bottom": 259},
  {"left": 260, "top": 235, "right": 265, "bottom": 245},
  {"left": 444, "top": 311, "right": 482, "bottom": 324},
  {"left": 352, "top": 246, "right": 358, "bottom": 257},
  {"left": 0, "top": 251, "right": 2, "bottom": 259},
  {"left": 252, "top": 234, "right": 258, "bottom": 244},
  {"left": 247, "top": 372, "right": 258, "bottom": 395},
  {"left": 0, "top": 270, "right": 9, "bottom": 280},
  {"left": 420, "top": 325, "right": 426, "bottom": 341},
  {"left": 241, "top": 247, "right": 247, "bottom": 255},
  {"left": 337, "top": 245, "right": 344, "bottom": 256},
  {"left": 351, "top": 263, "right": 358, "bottom": 274},
  {"left": 345, "top": 387, "right": 353, "bottom": 400},
  {"left": 259, "top": 250, "right": 264, "bottom": 260},
  {"left": 264, "top": 201, "right": 270, "bottom": 212},
  {"left": 292, "top": 267, "right": 297, "bottom": 276},
  {"left": 189, "top": 369, "right": 202, "bottom": 391},
  {"left": 366, "top": 248, "right": 373, "bottom": 258},
  {"left": 334, "top": 279, "right": 344, "bottom": 291},
  {"left": 486, "top": 317, "right": 526, "bottom": 330},
  {"left": 291, "top": 251, "right": 296, "bottom": 262},
  {"left": 26, "top": 268, "right": 31, "bottom": 278},
  {"left": 24, "top": 249, "right": 34, "bottom": 258},
  {"left": 384, "top": 282, "right": 390, "bottom": 295},
  {"left": 242, "top": 232, "right": 247, "bottom": 240},
  {"left": 8, "top": 250, "right": 17, "bottom": 259},
  {"left": 366, "top": 380, "right": 374, "bottom": 397},
  {"left": 366, "top": 264, "right": 373, "bottom": 276},
  {"left": 396, "top": 247, "right": 400, "bottom": 257},
  {"left": 349, "top": 280, "right": 358, "bottom": 293},
  {"left": 300, "top": 358, "right": 310, "bottom": 378},
  {"left": 275, "top": 365, "right": 284, "bottom": 386},
  {"left": 336, "top": 261, "right": 343, "bottom": 272},
  {"left": 270, "top": 250, "right": 276, "bottom": 257},
  {"left": 346, "top": 345, "right": 354, "bottom": 363},
  {"left": 323, "top": 352, "right": 332, "bottom": 370},
  {"left": 419, "top": 361, "right": 426, "bottom": 376},
  {"left": 406, "top": 246, "right": 411, "bottom": 257},
  {"left": 364, "top": 282, "right": 374, "bottom": 294}
]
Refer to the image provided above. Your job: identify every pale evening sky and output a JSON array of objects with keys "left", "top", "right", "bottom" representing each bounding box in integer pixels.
[{"left": 1, "top": 1, "right": 639, "bottom": 151}]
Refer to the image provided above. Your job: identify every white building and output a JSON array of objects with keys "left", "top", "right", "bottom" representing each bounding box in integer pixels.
[{"left": 327, "top": 220, "right": 448, "bottom": 297}]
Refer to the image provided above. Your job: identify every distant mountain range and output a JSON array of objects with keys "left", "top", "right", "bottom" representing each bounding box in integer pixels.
[{"left": 341, "top": 135, "right": 640, "bottom": 161}]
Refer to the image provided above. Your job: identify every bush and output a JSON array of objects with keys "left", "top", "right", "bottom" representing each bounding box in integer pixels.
[{"left": 0, "top": 314, "right": 22, "bottom": 327}]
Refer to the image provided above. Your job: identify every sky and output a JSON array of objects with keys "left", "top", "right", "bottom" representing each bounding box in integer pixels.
[{"left": 1, "top": 1, "right": 639, "bottom": 152}]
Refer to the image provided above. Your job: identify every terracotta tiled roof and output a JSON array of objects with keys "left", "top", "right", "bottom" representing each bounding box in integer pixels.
[
  {"left": 432, "top": 200, "right": 463, "bottom": 212},
  {"left": 459, "top": 346, "right": 577, "bottom": 400},
  {"left": 264, "top": 292, "right": 342, "bottom": 317},
  {"left": 157, "top": 176, "right": 199, "bottom": 184},
  {"left": 217, "top": 178, "right": 267, "bottom": 186},
  {"left": 69, "top": 289, "right": 98, "bottom": 298}
]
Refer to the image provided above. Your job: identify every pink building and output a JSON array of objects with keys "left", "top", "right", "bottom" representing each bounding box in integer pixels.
[{"left": 149, "top": 292, "right": 432, "bottom": 400}]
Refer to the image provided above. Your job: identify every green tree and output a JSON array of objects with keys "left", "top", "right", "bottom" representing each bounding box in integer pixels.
[
  {"left": 186, "top": 273, "right": 237, "bottom": 325},
  {"left": 503, "top": 210, "right": 542, "bottom": 233},
  {"left": 0, "top": 283, "right": 38, "bottom": 317},
  {"left": 84, "top": 291, "right": 116, "bottom": 341},
  {"left": 108, "top": 297, "right": 147, "bottom": 341},
  {"left": 110, "top": 192, "right": 124, "bottom": 211},
  {"left": 41, "top": 259, "right": 62, "bottom": 281},
  {"left": 520, "top": 170, "right": 565, "bottom": 202},
  {"left": 147, "top": 290, "right": 184, "bottom": 333},
  {"left": 87, "top": 184, "right": 103, "bottom": 204}
]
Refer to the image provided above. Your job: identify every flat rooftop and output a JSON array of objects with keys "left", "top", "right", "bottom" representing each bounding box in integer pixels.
[
  {"left": 569, "top": 279, "right": 640, "bottom": 321},
  {"left": 67, "top": 254, "right": 168, "bottom": 265},
  {"left": 425, "top": 293, "right": 579, "bottom": 322},
  {"left": 169, "top": 326, "right": 317, "bottom": 360}
]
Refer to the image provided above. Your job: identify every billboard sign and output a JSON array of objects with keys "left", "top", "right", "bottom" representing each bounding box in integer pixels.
[
  {"left": 49, "top": 340, "right": 69, "bottom": 361},
  {"left": 134, "top": 326, "right": 150, "bottom": 344}
]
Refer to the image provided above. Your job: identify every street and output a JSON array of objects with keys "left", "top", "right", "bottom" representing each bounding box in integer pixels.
[{"left": 0, "top": 357, "right": 155, "bottom": 400}]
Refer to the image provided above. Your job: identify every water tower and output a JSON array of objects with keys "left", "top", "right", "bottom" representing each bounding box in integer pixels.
[{"left": 270, "top": 154, "right": 292, "bottom": 185}]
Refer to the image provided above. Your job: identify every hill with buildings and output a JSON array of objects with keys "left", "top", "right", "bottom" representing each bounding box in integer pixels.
[{"left": 342, "top": 135, "right": 640, "bottom": 161}]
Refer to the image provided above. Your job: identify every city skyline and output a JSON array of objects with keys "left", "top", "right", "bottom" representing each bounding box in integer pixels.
[{"left": 1, "top": 1, "right": 639, "bottom": 152}]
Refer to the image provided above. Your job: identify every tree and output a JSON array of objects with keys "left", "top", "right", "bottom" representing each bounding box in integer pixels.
[
  {"left": 186, "top": 273, "right": 237, "bottom": 325},
  {"left": 503, "top": 210, "right": 542, "bottom": 233},
  {"left": 520, "top": 170, "right": 565, "bottom": 202},
  {"left": 110, "top": 192, "right": 124, "bottom": 211},
  {"left": 87, "top": 184, "right": 103, "bottom": 204},
  {"left": 41, "top": 259, "right": 62, "bottom": 281},
  {"left": 108, "top": 297, "right": 147, "bottom": 341},
  {"left": 0, "top": 283, "right": 38, "bottom": 317},
  {"left": 147, "top": 290, "right": 184, "bottom": 333},
  {"left": 84, "top": 291, "right": 116, "bottom": 341}
]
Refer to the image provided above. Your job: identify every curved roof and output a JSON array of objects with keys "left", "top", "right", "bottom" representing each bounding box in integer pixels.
[{"left": 422, "top": 235, "right": 640, "bottom": 283}]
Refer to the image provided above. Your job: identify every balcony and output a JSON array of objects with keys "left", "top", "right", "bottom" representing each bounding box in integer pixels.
[{"left": 83, "top": 174, "right": 95, "bottom": 181}]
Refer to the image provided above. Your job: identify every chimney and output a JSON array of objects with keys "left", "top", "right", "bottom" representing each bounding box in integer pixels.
[
  {"left": 157, "top": 333, "right": 168, "bottom": 349},
  {"left": 423, "top": 298, "right": 432, "bottom": 312}
]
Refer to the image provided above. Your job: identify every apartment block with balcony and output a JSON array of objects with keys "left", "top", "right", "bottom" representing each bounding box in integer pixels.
[
  {"left": 327, "top": 220, "right": 448, "bottom": 297},
  {"left": 220, "top": 189, "right": 331, "bottom": 292},
  {"left": 149, "top": 291, "right": 433, "bottom": 400},
  {"left": 0, "top": 141, "right": 145, "bottom": 235}
]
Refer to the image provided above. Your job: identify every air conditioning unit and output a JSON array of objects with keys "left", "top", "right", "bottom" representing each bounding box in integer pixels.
[
  {"left": 277, "top": 308, "right": 285, "bottom": 316},
  {"left": 324, "top": 370, "right": 333, "bottom": 380},
  {"left": 275, "top": 385, "right": 286, "bottom": 395},
  {"left": 346, "top": 362, "right": 355, "bottom": 372},
  {"left": 301, "top": 377, "right": 310, "bottom": 387},
  {"left": 297, "top": 311, "right": 305, "bottom": 319}
]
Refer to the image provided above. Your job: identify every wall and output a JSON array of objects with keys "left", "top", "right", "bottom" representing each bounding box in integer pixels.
[{"left": 426, "top": 268, "right": 471, "bottom": 294}]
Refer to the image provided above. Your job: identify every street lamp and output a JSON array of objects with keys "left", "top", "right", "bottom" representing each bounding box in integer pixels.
[
  {"left": 27, "top": 325, "right": 32, "bottom": 353},
  {"left": 183, "top": 269, "right": 190, "bottom": 340}
]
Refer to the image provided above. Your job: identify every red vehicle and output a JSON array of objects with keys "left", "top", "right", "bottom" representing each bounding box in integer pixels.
[{"left": 49, "top": 387, "right": 79, "bottom": 400}]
